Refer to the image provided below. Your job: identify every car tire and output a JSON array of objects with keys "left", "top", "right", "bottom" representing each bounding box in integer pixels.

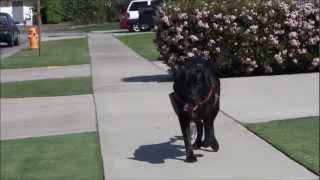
[
  {"left": 14, "top": 32, "right": 20, "bottom": 46},
  {"left": 7, "top": 35, "right": 14, "bottom": 47},
  {"left": 128, "top": 26, "right": 134, "bottom": 32},
  {"left": 131, "top": 23, "right": 141, "bottom": 32}
]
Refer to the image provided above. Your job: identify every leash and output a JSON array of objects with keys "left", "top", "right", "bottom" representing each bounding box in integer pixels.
[{"left": 173, "top": 87, "right": 219, "bottom": 112}]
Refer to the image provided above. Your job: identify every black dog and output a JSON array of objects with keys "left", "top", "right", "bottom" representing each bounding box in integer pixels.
[{"left": 169, "top": 57, "right": 220, "bottom": 162}]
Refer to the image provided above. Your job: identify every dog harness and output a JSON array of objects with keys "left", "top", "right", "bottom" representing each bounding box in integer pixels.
[{"left": 173, "top": 87, "right": 219, "bottom": 112}]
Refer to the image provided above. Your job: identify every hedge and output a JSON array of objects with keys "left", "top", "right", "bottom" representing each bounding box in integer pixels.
[
  {"left": 154, "top": 0, "right": 320, "bottom": 76},
  {"left": 41, "top": 0, "right": 118, "bottom": 24}
]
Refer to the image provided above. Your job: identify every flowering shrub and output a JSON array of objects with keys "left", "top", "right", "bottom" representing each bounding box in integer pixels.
[{"left": 154, "top": 0, "right": 320, "bottom": 76}]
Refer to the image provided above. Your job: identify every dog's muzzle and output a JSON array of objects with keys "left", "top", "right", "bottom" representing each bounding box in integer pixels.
[{"left": 174, "top": 87, "right": 217, "bottom": 112}]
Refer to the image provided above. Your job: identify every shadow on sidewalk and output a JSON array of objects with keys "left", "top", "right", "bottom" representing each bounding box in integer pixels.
[
  {"left": 122, "top": 74, "right": 172, "bottom": 83},
  {"left": 128, "top": 136, "right": 185, "bottom": 164}
]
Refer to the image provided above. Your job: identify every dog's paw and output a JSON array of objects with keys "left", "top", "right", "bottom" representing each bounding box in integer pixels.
[
  {"left": 211, "top": 140, "right": 219, "bottom": 152},
  {"left": 201, "top": 140, "right": 210, "bottom": 148},
  {"left": 192, "top": 142, "right": 202, "bottom": 149},
  {"left": 186, "top": 155, "right": 197, "bottom": 163}
]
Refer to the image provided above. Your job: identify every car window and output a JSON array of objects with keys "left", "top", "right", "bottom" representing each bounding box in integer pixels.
[
  {"left": 129, "top": 2, "right": 149, "bottom": 11},
  {"left": 0, "top": 15, "right": 8, "bottom": 25}
]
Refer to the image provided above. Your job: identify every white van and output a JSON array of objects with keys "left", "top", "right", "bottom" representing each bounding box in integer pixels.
[{"left": 127, "top": 0, "right": 161, "bottom": 32}]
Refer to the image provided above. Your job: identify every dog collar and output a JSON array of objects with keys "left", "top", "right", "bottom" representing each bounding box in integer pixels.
[{"left": 173, "top": 87, "right": 216, "bottom": 112}]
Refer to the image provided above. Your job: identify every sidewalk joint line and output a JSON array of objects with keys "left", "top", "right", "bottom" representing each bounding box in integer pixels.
[{"left": 88, "top": 36, "right": 106, "bottom": 180}]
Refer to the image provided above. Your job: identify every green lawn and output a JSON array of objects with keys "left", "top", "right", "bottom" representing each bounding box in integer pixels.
[
  {"left": 1, "top": 38, "right": 90, "bottom": 69},
  {"left": 1, "top": 77, "right": 92, "bottom": 98},
  {"left": 1, "top": 132, "right": 103, "bottom": 180},
  {"left": 118, "top": 33, "right": 160, "bottom": 61},
  {"left": 247, "top": 116, "right": 319, "bottom": 174},
  {"left": 71, "top": 22, "right": 120, "bottom": 32}
]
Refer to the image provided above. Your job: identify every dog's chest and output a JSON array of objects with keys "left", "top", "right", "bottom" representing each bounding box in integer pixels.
[{"left": 187, "top": 111, "right": 202, "bottom": 121}]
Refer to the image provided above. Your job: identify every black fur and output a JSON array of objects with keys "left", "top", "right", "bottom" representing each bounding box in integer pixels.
[{"left": 170, "top": 57, "right": 220, "bottom": 163}]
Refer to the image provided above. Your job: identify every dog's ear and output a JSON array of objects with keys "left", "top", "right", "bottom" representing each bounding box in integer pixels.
[
  {"left": 208, "top": 60, "right": 218, "bottom": 74},
  {"left": 203, "top": 68, "right": 214, "bottom": 86},
  {"left": 173, "top": 65, "right": 185, "bottom": 81}
]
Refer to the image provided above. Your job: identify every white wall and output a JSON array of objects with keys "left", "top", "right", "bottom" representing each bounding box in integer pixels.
[
  {"left": 0, "top": 6, "right": 33, "bottom": 25},
  {"left": 23, "top": 6, "right": 33, "bottom": 25},
  {"left": 0, "top": 7, "right": 13, "bottom": 17}
]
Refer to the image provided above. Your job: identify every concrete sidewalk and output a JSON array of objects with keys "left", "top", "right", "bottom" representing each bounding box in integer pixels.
[
  {"left": 1, "top": 64, "right": 90, "bottom": 83},
  {"left": 0, "top": 95, "right": 96, "bottom": 140},
  {"left": 0, "top": 35, "right": 94, "bottom": 141},
  {"left": 220, "top": 73, "right": 319, "bottom": 123},
  {"left": 153, "top": 63, "right": 319, "bottom": 123},
  {"left": 89, "top": 34, "right": 317, "bottom": 179}
]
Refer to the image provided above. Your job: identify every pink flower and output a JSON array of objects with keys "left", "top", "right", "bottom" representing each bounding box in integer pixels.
[
  {"left": 309, "top": 36, "right": 320, "bottom": 45},
  {"left": 249, "top": 25, "right": 258, "bottom": 33},
  {"left": 214, "top": 13, "right": 223, "bottom": 19},
  {"left": 176, "top": 34, "right": 184, "bottom": 40},
  {"left": 290, "top": 39, "right": 300, "bottom": 47},
  {"left": 230, "top": 15, "right": 236, "bottom": 21},
  {"left": 183, "top": 21, "right": 188, "bottom": 26},
  {"left": 187, "top": 52, "right": 195, "bottom": 57},
  {"left": 176, "top": 27, "right": 183, "bottom": 33},
  {"left": 274, "top": 54, "right": 283, "bottom": 64},
  {"left": 268, "top": 10, "right": 275, "bottom": 16},
  {"left": 312, "top": 57, "right": 320, "bottom": 66},
  {"left": 192, "top": 48, "right": 198, "bottom": 52},
  {"left": 282, "top": 49, "right": 288, "bottom": 55},
  {"left": 270, "top": 35, "right": 279, "bottom": 45},
  {"left": 161, "top": 16, "right": 170, "bottom": 26},
  {"left": 178, "top": 13, "right": 187, "bottom": 20},
  {"left": 212, "top": 23, "right": 218, "bottom": 29},
  {"left": 203, "top": 51, "right": 210, "bottom": 56},
  {"left": 208, "top": 39, "right": 215, "bottom": 47},
  {"left": 289, "top": 32, "right": 298, "bottom": 39},
  {"left": 198, "top": 20, "right": 209, "bottom": 29},
  {"left": 174, "top": 7, "right": 181, "bottom": 12},
  {"left": 189, "top": 35, "right": 199, "bottom": 42}
]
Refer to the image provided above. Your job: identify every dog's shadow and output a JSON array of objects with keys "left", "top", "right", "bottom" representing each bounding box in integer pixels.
[
  {"left": 122, "top": 74, "right": 172, "bottom": 83},
  {"left": 128, "top": 136, "right": 203, "bottom": 164}
]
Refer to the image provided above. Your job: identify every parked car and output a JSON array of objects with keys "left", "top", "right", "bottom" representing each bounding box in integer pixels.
[
  {"left": 126, "top": 0, "right": 162, "bottom": 32},
  {"left": 0, "top": 12, "right": 20, "bottom": 46},
  {"left": 138, "top": 7, "right": 156, "bottom": 31},
  {"left": 120, "top": 7, "right": 129, "bottom": 29}
]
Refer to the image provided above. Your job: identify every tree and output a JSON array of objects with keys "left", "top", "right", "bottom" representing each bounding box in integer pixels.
[
  {"left": 41, "top": 0, "right": 121, "bottom": 24},
  {"left": 43, "top": 0, "right": 63, "bottom": 24}
]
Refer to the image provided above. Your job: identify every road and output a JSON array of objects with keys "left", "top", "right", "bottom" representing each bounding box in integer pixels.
[{"left": 0, "top": 33, "right": 28, "bottom": 60}]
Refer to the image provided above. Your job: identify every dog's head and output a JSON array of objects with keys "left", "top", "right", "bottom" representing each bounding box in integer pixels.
[{"left": 173, "top": 57, "right": 217, "bottom": 111}]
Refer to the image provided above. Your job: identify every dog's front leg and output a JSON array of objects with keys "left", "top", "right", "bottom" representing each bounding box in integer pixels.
[
  {"left": 202, "top": 105, "right": 220, "bottom": 152},
  {"left": 202, "top": 118, "right": 213, "bottom": 148},
  {"left": 203, "top": 120, "right": 219, "bottom": 152},
  {"left": 192, "top": 121, "right": 203, "bottom": 149},
  {"left": 178, "top": 117, "right": 197, "bottom": 162}
]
